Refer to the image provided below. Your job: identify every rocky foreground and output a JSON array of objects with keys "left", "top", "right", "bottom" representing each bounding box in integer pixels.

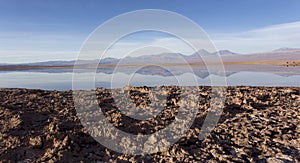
[{"left": 0, "top": 86, "right": 299, "bottom": 162}]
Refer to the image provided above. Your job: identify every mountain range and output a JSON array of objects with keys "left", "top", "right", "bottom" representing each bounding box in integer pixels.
[
  {"left": 0, "top": 48, "right": 299, "bottom": 78},
  {"left": 1, "top": 47, "right": 298, "bottom": 67}
]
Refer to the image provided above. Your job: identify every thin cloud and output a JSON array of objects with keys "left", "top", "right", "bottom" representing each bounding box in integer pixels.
[
  {"left": 212, "top": 21, "right": 300, "bottom": 53},
  {"left": 1, "top": 21, "right": 300, "bottom": 63}
]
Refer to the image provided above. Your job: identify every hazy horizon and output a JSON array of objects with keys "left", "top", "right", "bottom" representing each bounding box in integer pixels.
[{"left": 1, "top": 47, "right": 300, "bottom": 64}]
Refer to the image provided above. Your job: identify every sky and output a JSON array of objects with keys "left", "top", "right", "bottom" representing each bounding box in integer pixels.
[{"left": 1, "top": 0, "right": 300, "bottom": 63}]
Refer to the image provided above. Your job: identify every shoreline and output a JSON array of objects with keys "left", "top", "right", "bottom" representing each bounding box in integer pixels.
[
  {"left": 0, "top": 61, "right": 300, "bottom": 71},
  {"left": 0, "top": 86, "right": 299, "bottom": 162},
  {"left": 1, "top": 85, "right": 300, "bottom": 92}
]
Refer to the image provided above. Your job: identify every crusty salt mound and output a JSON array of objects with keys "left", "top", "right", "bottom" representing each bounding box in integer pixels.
[{"left": 0, "top": 86, "right": 299, "bottom": 162}]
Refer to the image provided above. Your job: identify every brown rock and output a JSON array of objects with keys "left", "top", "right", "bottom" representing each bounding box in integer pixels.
[{"left": 29, "top": 136, "right": 43, "bottom": 148}]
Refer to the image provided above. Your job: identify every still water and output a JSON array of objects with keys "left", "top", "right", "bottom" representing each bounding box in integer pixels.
[{"left": 0, "top": 71, "right": 300, "bottom": 90}]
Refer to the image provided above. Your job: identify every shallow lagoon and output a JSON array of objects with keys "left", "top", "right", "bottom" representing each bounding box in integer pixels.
[{"left": 1, "top": 71, "right": 300, "bottom": 90}]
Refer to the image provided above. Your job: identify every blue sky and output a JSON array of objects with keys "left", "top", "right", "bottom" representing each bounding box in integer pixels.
[{"left": 1, "top": 0, "right": 300, "bottom": 63}]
